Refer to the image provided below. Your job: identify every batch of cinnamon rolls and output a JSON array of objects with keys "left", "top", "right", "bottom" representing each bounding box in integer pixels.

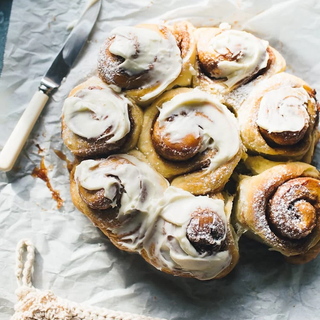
[{"left": 61, "top": 21, "right": 320, "bottom": 280}]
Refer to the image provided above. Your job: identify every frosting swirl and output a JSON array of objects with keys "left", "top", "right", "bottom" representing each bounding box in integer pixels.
[
  {"left": 256, "top": 86, "right": 310, "bottom": 145},
  {"left": 143, "top": 187, "right": 231, "bottom": 280},
  {"left": 153, "top": 89, "right": 240, "bottom": 171},
  {"left": 98, "top": 25, "right": 182, "bottom": 102},
  {"left": 74, "top": 154, "right": 168, "bottom": 250},
  {"left": 198, "top": 28, "right": 269, "bottom": 88},
  {"left": 63, "top": 81, "right": 130, "bottom": 141}
]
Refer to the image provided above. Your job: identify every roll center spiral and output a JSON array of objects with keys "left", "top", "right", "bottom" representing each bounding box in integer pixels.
[
  {"left": 267, "top": 177, "right": 320, "bottom": 240},
  {"left": 78, "top": 159, "right": 129, "bottom": 210},
  {"left": 186, "top": 209, "right": 226, "bottom": 254},
  {"left": 152, "top": 112, "right": 203, "bottom": 161}
]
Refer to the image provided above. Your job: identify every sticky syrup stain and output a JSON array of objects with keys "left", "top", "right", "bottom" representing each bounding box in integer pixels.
[
  {"left": 32, "top": 158, "right": 63, "bottom": 209},
  {"left": 35, "top": 144, "right": 44, "bottom": 154},
  {"left": 53, "top": 149, "right": 74, "bottom": 172}
]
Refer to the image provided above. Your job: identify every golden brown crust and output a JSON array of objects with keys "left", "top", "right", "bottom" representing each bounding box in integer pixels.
[
  {"left": 61, "top": 77, "right": 143, "bottom": 158},
  {"left": 168, "top": 21, "right": 197, "bottom": 87},
  {"left": 213, "top": 193, "right": 239, "bottom": 279},
  {"left": 259, "top": 126, "right": 309, "bottom": 147},
  {"left": 234, "top": 160, "right": 320, "bottom": 257},
  {"left": 286, "top": 241, "right": 320, "bottom": 264},
  {"left": 171, "top": 148, "right": 243, "bottom": 195},
  {"left": 238, "top": 73, "right": 319, "bottom": 162}
]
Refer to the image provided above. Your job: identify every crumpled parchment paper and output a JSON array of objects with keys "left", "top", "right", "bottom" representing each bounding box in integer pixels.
[{"left": 1, "top": 0, "right": 320, "bottom": 319}]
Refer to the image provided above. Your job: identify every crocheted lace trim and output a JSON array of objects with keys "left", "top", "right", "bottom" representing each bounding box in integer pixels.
[{"left": 11, "top": 239, "right": 166, "bottom": 320}]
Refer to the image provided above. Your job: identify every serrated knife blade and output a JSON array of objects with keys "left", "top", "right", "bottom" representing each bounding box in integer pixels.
[{"left": 0, "top": 0, "right": 101, "bottom": 172}]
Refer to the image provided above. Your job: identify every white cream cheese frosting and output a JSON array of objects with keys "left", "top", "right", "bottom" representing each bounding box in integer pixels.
[
  {"left": 74, "top": 154, "right": 169, "bottom": 250},
  {"left": 209, "top": 29, "right": 269, "bottom": 88},
  {"left": 143, "top": 186, "right": 231, "bottom": 280},
  {"left": 256, "top": 86, "right": 310, "bottom": 133},
  {"left": 157, "top": 89, "right": 240, "bottom": 171},
  {"left": 108, "top": 26, "right": 182, "bottom": 101},
  {"left": 63, "top": 78, "right": 131, "bottom": 141}
]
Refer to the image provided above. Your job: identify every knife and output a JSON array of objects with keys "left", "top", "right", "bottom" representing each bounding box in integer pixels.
[{"left": 0, "top": 0, "right": 101, "bottom": 172}]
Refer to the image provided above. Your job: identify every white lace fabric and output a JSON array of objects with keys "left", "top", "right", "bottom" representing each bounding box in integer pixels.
[{"left": 12, "top": 239, "right": 166, "bottom": 320}]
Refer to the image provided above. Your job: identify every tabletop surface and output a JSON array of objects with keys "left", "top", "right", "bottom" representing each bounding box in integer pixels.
[{"left": 0, "top": 0, "right": 13, "bottom": 76}]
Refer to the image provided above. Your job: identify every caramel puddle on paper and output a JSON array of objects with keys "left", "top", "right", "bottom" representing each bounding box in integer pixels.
[
  {"left": 53, "top": 149, "right": 74, "bottom": 173},
  {"left": 32, "top": 157, "right": 64, "bottom": 209}
]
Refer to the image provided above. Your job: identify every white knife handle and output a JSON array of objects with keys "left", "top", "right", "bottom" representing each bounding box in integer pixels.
[{"left": 0, "top": 90, "right": 49, "bottom": 172}]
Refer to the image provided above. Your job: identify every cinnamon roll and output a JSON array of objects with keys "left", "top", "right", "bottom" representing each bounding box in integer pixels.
[
  {"left": 141, "top": 187, "right": 239, "bottom": 280},
  {"left": 238, "top": 72, "right": 320, "bottom": 163},
  {"left": 70, "top": 152, "right": 169, "bottom": 252},
  {"left": 62, "top": 77, "right": 143, "bottom": 157},
  {"left": 98, "top": 22, "right": 196, "bottom": 106},
  {"left": 234, "top": 157, "right": 320, "bottom": 258},
  {"left": 138, "top": 87, "right": 243, "bottom": 195},
  {"left": 194, "top": 23, "right": 286, "bottom": 110}
]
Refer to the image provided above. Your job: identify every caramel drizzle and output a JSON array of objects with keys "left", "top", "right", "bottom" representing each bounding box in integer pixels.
[
  {"left": 32, "top": 158, "right": 63, "bottom": 209},
  {"left": 53, "top": 149, "right": 74, "bottom": 173}
]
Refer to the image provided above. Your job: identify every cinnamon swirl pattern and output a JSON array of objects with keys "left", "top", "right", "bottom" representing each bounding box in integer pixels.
[
  {"left": 234, "top": 158, "right": 320, "bottom": 257},
  {"left": 141, "top": 187, "right": 239, "bottom": 280},
  {"left": 194, "top": 23, "right": 286, "bottom": 110},
  {"left": 238, "top": 73, "right": 320, "bottom": 163},
  {"left": 70, "top": 152, "right": 169, "bottom": 252},
  {"left": 139, "top": 87, "right": 243, "bottom": 195},
  {"left": 98, "top": 22, "right": 196, "bottom": 106},
  {"left": 62, "top": 77, "right": 143, "bottom": 157}
]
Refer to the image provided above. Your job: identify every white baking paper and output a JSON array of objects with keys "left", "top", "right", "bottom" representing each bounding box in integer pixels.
[{"left": 1, "top": 0, "right": 320, "bottom": 319}]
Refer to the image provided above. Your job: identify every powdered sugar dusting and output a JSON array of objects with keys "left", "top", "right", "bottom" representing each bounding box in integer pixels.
[
  {"left": 98, "top": 38, "right": 122, "bottom": 87},
  {"left": 98, "top": 26, "right": 182, "bottom": 102},
  {"left": 248, "top": 166, "right": 320, "bottom": 253},
  {"left": 186, "top": 210, "right": 226, "bottom": 251},
  {"left": 268, "top": 178, "right": 318, "bottom": 239}
]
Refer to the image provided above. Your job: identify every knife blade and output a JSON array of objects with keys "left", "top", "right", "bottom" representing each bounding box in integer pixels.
[
  {"left": 0, "top": 0, "right": 101, "bottom": 172},
  {"left": 41, "top": 0, "right": 101, "bottom": 93}
]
